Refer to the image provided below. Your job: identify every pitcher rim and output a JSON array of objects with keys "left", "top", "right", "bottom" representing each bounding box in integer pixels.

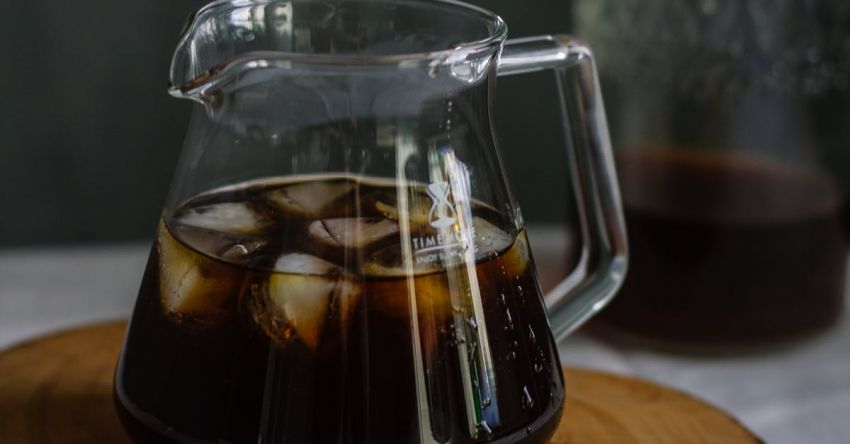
[{"left": 170, "top": 0, "right": 508, "bottom": 95}]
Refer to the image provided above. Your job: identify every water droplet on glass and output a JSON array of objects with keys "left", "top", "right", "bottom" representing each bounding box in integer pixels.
[
  {"left": 534, "top": 362, "right": 544, "bottom": 373},
  {"left": 466, "top": 318, "right": 478, "bottom": 330},
  {"left": 526, "top": 426, "right": 532, "bottom": 435},
  {"left": 506, "top": 339, "right": 518, "bottom": 359},
  {"left": 504, "top": 309, "right": 514, "bottom": 331},
  {"left": 482, "top": 397, "right": 492, "bottom": 407},
  {"left": 499, "top": 292, "right": 507, "bottom": 306},
  {"left": 528, "top": 325, "right": 536, "bottom": 344},
  {"left": 521, "top": 386, "right": 534, "bottom": 410},
  {"left": 478, "top": 420, "right": 493, "bottom": 436}
]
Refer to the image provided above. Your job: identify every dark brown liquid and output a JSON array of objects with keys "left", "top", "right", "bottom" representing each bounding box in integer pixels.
[
  {"left": 599, "top": 149, "right": 848, "bottom": 350},
  {"left": 114, "top": 176, "right": 563, "bottom": 443}
]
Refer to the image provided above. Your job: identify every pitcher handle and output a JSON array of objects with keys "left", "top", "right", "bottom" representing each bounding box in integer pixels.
[{"left": 498, "top": 35, "right": 628, "bottom": 342}]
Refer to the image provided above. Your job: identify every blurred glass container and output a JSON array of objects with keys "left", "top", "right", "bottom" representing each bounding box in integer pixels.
[{"left": 575, "top": 0, "right": 850, "bottom": 351}]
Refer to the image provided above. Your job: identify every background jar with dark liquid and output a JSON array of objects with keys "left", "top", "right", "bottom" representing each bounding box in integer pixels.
[
  {"left": 607, "top": 148, "right": 847, "bottom": 349},
  {"left": 574, "top": 0, "right": 850, "bottom": 350}
]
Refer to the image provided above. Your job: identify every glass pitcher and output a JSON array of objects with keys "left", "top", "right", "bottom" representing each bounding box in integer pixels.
[
  {"left": 575, "top": 0, "right": 850, "bottom": 351},
  {"left": 114, "top": 1, "right": 627, "bottom": 442}
]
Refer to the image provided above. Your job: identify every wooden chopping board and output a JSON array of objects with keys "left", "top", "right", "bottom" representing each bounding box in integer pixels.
[{"left": 0, "top": 322, "right": 761, "bottom": 443}]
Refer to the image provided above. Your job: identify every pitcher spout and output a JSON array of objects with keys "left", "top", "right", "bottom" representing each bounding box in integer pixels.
[
  {"left": 168, "top": 0, "right": 505, "bottom": 102},
  {"left": 168, "top": 0, "right": 289, "bottom": 100}
]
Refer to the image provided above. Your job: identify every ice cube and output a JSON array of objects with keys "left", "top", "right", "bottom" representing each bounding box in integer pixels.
[
  {"left": 308, "top": 218, "right": 399, "bottom": 250},
  {"left": 272, "top": 253, "right": 361, "bottom": 327},
  {"left": 265, "top": 181, "right": 355, "bottom": 217},
  {"left": 247, "top": 253, "right": 362, "bottom": 350},
  {"left": 375, "top": 200, "right": 431, "bottom": 226},
  {"left": 362, "top": 244, "right": 442, "bottom": 278},
  {"left": 274, "top": 252, "right": 339, "bottom": 275},
  {"left": 221, "top": 239, "right": 267, "bottom": 262},
  {"left": 473, "top": 217, "right": 529, "bottom": 276},
  {"left": 176, "top": 202, "right": 270, "bottom": 235},
  {"left": 157, "top": 222, "right": 241, "bottom": 326},
  {"left": 501, "top": 230, "right": 530, "bottom": 277},
  {"left": 364, "top": 245, "right": 451, "bottom": 320},
  {"left": 173, "top": 224, "right": 268, "bottom": 267},
  {"left": 473, "top": 217, "right": 514, "bottom": 258}
]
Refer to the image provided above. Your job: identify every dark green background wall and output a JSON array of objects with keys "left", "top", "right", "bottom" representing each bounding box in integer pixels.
[{"left": 0, "top": 1, "right": 574, "bottom": 247}]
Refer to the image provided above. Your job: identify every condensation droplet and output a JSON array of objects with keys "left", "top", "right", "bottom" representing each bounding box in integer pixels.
[
  {"left": 504, "top": 309, "right": 514, "bottom": 331},
  {"left": 528, "top": 325, "right": 536, "bottom": 344},
  {"left": 478, "top": 420, "right": 493, "bottom": 436},
  {"left": 521, "top": 386, "right": 534, "bottom": 410},
  {"left": 499, "top": 292, "right": 507, "bottom": 306},
  {"left": 507, "top": 339, "right": 518, "bottom": 360}
]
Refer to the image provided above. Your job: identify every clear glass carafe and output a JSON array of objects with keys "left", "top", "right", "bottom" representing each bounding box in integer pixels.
[
  {"left": 114, "top": 1, "right": 627, "bottom": 442},
  {"left": 576, "top": 0, "right": 850, "bottom": 351}
]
